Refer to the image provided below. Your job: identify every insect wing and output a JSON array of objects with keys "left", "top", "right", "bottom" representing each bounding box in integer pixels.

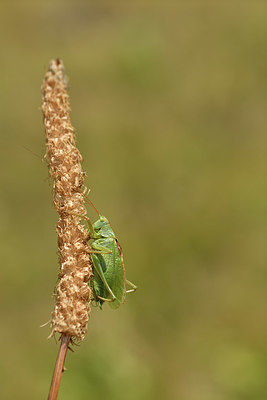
[
  {"left": 102, "top": 238, "right": 125, "bottom": 309},
  {"left": 115, "top": 240, "right": 127, "bottom": 303},
  {"left": 109, "top": 239, "right": 126, "bottom": 308}
]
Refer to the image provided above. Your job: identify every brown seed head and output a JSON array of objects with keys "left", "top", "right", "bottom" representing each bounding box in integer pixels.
[{"left": 42, "top": 59, "right": 92, "bottom": 341}]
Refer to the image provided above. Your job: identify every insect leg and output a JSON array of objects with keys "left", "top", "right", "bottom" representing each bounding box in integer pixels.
[
  {"left": 86, "top": 249, "right": 112, "bottom": 254},
  {"left": 91, "top": 254, "right": 117, "bottom": 302},
  {"left": 66, "top": 211, "right": 94, "bottom": 235},
  {"left": 126, "top": 279, "right": 137, "bottom": 294},
  {"left": 90, "top": 242, "right": 112, "bottom": 254}
]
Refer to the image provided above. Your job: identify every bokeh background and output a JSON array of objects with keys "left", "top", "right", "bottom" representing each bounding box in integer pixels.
[{"left": 0, "top": 2, "right": 266, "bottom": 399}]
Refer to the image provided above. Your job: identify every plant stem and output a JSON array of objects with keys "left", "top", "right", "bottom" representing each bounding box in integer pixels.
[{"left": 48, "top": 335, "right": 70, "bottom": 400}]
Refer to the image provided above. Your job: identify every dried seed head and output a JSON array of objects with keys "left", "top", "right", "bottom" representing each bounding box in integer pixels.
[{"left": 42, "top": 59, "right": 92, "bottom": 341}]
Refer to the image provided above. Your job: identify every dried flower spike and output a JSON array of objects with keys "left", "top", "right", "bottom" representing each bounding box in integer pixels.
[{"left": 42, "top": 59, "right": 92, "bottom": 342}]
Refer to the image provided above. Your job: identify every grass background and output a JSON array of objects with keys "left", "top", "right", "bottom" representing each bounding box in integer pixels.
[{"left": 0, "top": 2, "right": 266, "bottom": 399}]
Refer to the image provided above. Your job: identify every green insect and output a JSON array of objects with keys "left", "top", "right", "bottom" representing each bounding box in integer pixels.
[{"left": 84, "top": 198, "right": 137, "bottom": 309}]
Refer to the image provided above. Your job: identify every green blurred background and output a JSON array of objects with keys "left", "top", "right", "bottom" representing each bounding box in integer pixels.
[{"left": 0, "top": 2, "right": 266, "bottom": 399}]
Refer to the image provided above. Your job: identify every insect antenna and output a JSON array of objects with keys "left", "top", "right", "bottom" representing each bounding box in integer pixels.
[
  {"left": 21, "top": 144, "right": 44, "bottom": 161},
  {"left": 84, "top": 194, "right": 100, "bottom": 216}
]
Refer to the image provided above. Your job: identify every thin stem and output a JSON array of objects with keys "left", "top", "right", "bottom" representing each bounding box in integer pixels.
[{"left": 48, "top": 335, "right": 70, "bottom": 400}]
